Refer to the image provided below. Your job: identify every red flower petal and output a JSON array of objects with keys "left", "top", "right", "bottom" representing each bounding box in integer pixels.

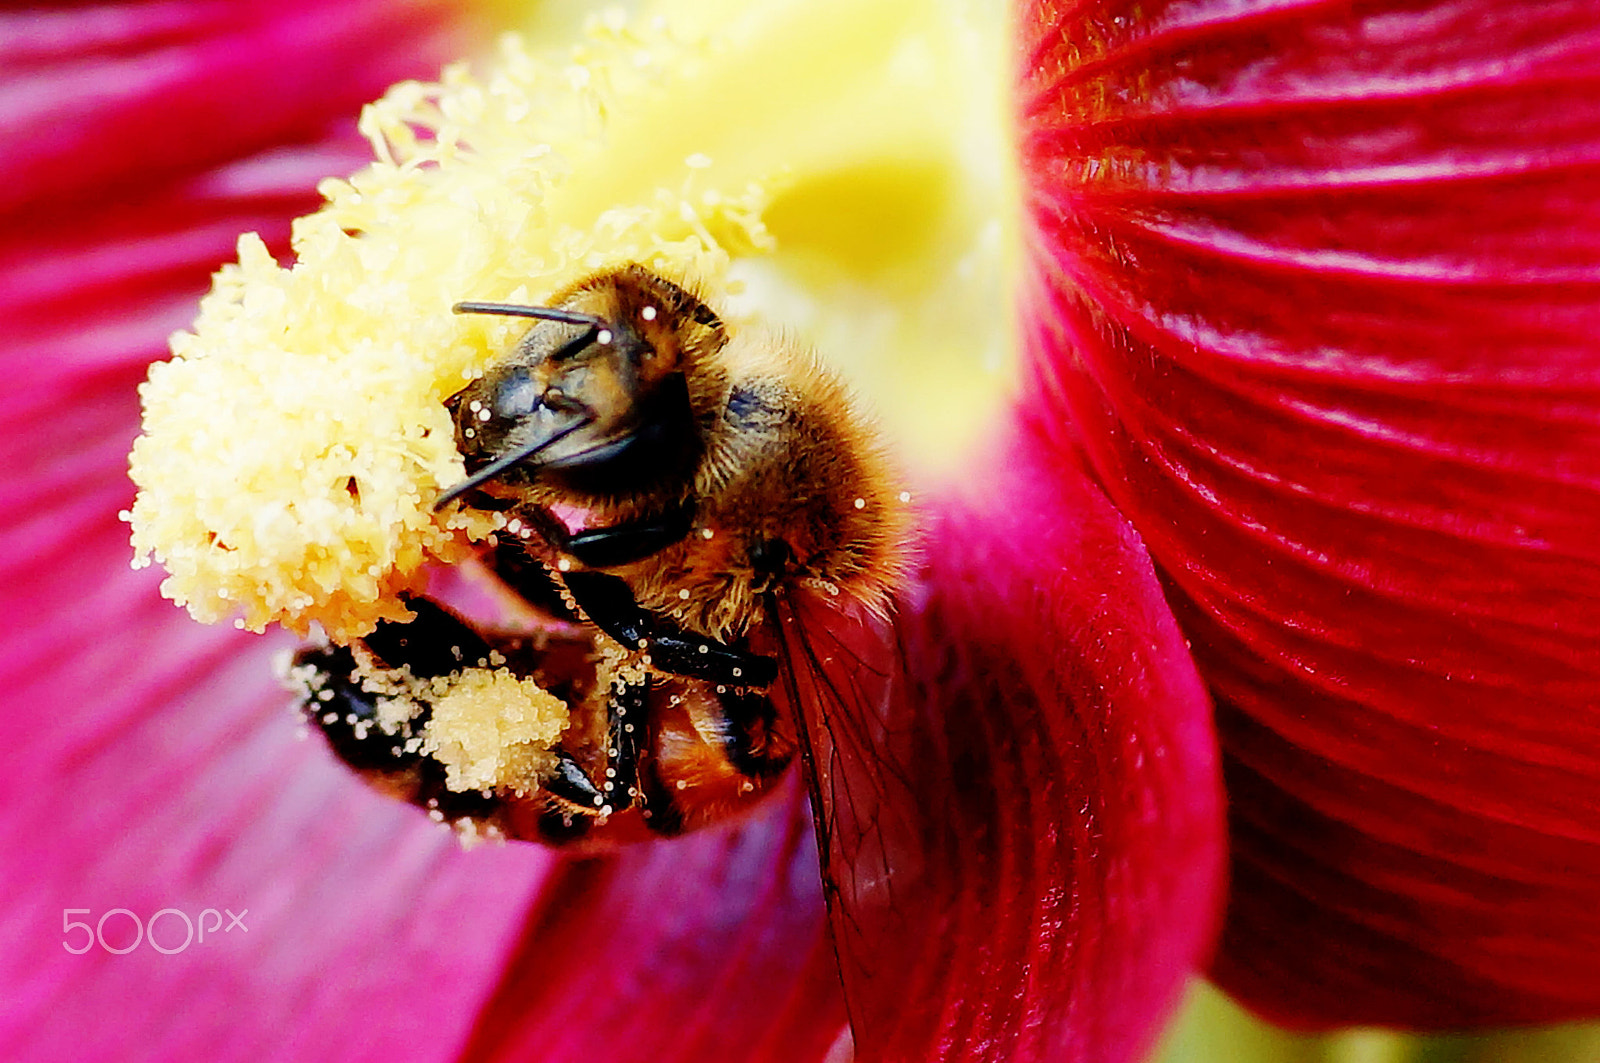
[
  {"left": 0, "top": 5, "right": 566, "bottom": 1060},
  {"left": 1019, "top": 0, "right": 1600, "bottom": 1027},
  {"left": 767, "top": 433, "right": 1223, "bottom": 1063}
]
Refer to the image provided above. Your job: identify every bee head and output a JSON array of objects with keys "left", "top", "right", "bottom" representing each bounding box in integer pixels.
[{"left": 437, "top": 266, "right": 729, "bottom": 509}]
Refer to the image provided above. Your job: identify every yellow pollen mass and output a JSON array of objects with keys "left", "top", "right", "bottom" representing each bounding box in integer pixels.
[{"left": 421, "top": 668, "right": 571, "bottom": 794}]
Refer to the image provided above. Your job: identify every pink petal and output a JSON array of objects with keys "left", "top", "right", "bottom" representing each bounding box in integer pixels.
[
  {"left": 458, "top": 782, "right": 850, "bottom": 1063},
  {"left": 0, "top": 0, "right": 462, "bottom": 216},
  {"left": 0, "top": 5, "right": 567, "bottom": 1059},
  {"left": 1018, "top": 0, "right": 1600, "bottom": 1027}
]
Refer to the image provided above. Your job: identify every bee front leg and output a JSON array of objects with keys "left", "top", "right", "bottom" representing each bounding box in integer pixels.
[
  {"left": 565, "top": 503, "right": 695, "bottom": 569},
  {"left": 512, "top": 502, "right": 696, "bottom": 571},
  {"left": 561, "top": 570, "right": 778, "bottom": 688}
]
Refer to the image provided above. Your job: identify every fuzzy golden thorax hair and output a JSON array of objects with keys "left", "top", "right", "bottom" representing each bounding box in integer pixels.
[{"left": 599, "top": 325, "right": 910, "bottom": 642}]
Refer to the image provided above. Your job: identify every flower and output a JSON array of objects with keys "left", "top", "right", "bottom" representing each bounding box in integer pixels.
[{"left": 8, "top": 0, "right": 1596, "bottom": 1062}]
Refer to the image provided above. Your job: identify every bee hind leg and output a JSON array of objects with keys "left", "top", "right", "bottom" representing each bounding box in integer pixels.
[
  {"left": 288, "top": 639, "right": 502, "bottom": 826},
  {"left": 291, "top": 641, "right": 424, "bottom": 774},
  {"left": 288, "top": 596, "right": 496, "bottom": 772},
  {"left": 363, "top": 594, "right": 498, "bottom": 675},
  {"left": 288, "top": 597, "right": 552, "bottom": 832}
]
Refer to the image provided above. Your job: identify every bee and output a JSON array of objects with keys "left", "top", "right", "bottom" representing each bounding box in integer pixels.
[{"left": 290, "top": 264, "right": 911, "bottom": 848}]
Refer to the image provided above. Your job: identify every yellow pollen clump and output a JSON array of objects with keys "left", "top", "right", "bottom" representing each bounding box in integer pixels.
[
  {"left": 421, "top": 668, "right": 571, "bottom": 794},
  {"left": 125, "top": 19, "right": 777, "bottom": 643}
]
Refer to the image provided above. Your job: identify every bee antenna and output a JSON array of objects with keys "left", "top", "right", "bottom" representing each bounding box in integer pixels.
[
  {"left": 433, "top": 417, "right": 594, "bottom": 511},
  {"left": 453, "top": 301, "right": 608, "bottom": 330}
]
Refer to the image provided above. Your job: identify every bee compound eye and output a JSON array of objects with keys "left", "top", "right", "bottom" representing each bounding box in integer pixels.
[{"left": 489, "top": 369, "right": 542, "bottom": 421}]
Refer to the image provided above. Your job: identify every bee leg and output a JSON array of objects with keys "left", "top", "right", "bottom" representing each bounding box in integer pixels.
[
  {"left": 543, "top": 750, "right": 608, "bottom": 811},
  {"left": 562, "top": 570, "right": 778, "bottom": 687},
  {"left": 515, "top": 502, "right": 695, "bottom": 570},
  {"left": 520, "top": 672, "right": 647, "bottom": 845},
  {"left": 290, "top": 620, "right": 503, "bottom": 826},
  {"left": 539, "top": 673, "right": 648, "bottom": 819},
  {"left": 647, "top": 629, "right": 778, "bottom": 688},
  {"left": 362, "top": 595, "right": 497, "bottom": 673},
  {"left": 602, "top": 673, "right": 648, "bottom": 813},
  {"left": 488, "top": 537, "right": 582, "bottom": 623},
  {"left": 291, "top": 598, "right": 567, "bottom": 832},
  {"left": 292, "top": 642, "right": 425, "bottom": 773},
  {"left": 564, "top": 502, "right": 695, "bottom": 569},
  {"left": 290, "top": 597, "right": 497, "bottom": 769},
  {"left": 527, "top": 750, "right": 634, "bottom": 847}
]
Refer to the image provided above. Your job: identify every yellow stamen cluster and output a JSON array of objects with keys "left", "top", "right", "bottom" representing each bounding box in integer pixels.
[{"left": 125, "top": 18, "right": 777, "bottom": 643}]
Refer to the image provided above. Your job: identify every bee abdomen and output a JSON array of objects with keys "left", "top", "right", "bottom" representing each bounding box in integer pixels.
[
  {"left": 705, "top": 687, "right": 795, "bottom": 780},
  {"left": 636, "top": 679, "right": 796, "bottom": 836}
]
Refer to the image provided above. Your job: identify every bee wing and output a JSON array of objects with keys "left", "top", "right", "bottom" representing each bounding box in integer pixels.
[{"left": 766, "top": 586, "right": 959, "bottom": 1060}]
